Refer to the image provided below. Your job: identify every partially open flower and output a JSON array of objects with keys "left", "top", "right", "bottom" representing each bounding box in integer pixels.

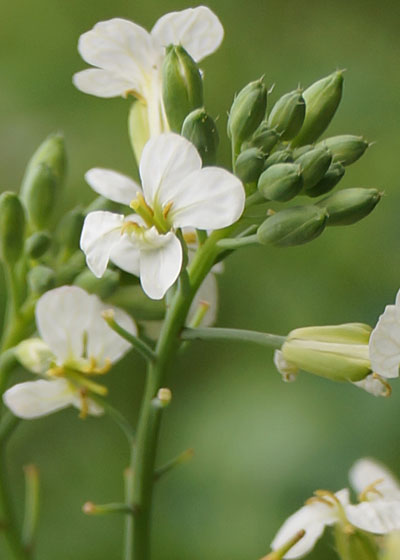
[{"left": 3, "top": 286, "right": 136, "bottom": 419}]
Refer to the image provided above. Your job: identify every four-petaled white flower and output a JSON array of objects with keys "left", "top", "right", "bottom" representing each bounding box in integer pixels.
[
  {"left": 271, "top": 458, "right": 400, "bottom": 559},
  {"left": 80, "top": 133, "right": 245, "bottom": 300},
  {"left": 3, "top": 286, "right": 136, "bottom": 419},
  {"left": 73, "top": 6, "right": 224, "bottom": 143}
]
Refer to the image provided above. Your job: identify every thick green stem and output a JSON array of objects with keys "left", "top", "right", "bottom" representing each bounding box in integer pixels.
[{"left": 181, "top": 327, "right": 286, "bottom": 349}]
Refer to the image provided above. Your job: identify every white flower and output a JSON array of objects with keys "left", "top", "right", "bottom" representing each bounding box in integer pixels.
[
  {"left": 3, "top": 286, "right": 136, "bottom": 419},
  {"left": 80, "top": 133, "right": 245, "bottom": 300},
  {"left": 73, "top": 7, "right": 224, "bottom": 140}
]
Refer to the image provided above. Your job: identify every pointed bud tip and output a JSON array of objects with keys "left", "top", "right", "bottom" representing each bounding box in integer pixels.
[{"left": 82, "top": 501, "right": 96, "bottom": 515}]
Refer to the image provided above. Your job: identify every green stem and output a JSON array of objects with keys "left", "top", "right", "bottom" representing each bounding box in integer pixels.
[
  {"left": 217, "top": 234, "right": 258, "bottom": 250},
  {"left": 102, "top": 313, "right": 156, "bottom": 363},
  {"left": 181, "top": 327, "right": 286, "bottom": 349}
]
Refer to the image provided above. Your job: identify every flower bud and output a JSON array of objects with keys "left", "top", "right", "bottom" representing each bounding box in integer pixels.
[
  {"left": 258, "top": 163, "right": 303, "bottom": 201},
  {"left": 20, "top": 134, "right": 66, "bottom": 230},
  {"left": 292, "top": 144, "right": 313, "bottom": 159},
  {"left": 56, "top": 207, "right": 85, "bottom": 256},
  {"left": 257, "top": 205, "right": 327, "bottom": 247},
  {"left": 249, "top": 122, "right": 280, "bottom": 153},
  {"left": 235, "top": 148, "right": 265, "bottom": 184},
  {"left": 162, "top": 45, "right": 203, "bottom": 133},
  {"left": 317, "top": 188, "right": 382, "bottom": 226},
  {"left": 318, "top": 135, "right": 369, "bottom": 166},
  {"left": 227, "top": 78, "right": 267, "bottom": 151},
  {"left": 181, "top": 108, "right": 219, "bottom": 166},
  {"left": 25, "top": 231, "right": 52, "bottom": 259},
  {"left": 296, "top": 147, "right": 332, "bottom": 192},
  {"left": 291, "top": 71, "right": 344, "bottom": 146},
  {"left": 28, "top": 265, "right": 56, "bottom": 294},
  {"left": 0, "top": 192, "right": 26, "bottom": 265},
  {"left": 268, "top": 90, "right": 306, "bottom": 140},
  {"left": 280, "top": 323, "right": 372, "bottom": 382},
  {"left": 74, "top": 269, "right": 119, "bottom": 300},
  {"left": 306, "top": 162, "right": 345, "bottom": 198},
  {"left": 264, "top": 149, "right": 293, "bottom": 168}
]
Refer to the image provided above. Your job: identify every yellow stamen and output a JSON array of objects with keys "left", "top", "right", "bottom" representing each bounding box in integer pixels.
[
  {"left": 183, "top": 231, "right": 197, "bottom": 245},
  {"left": 82, "top": 357, "right": 112, "bottom": 376},
  {"left": 305, "top": 489, "right": 339, "bottom": 508},
  {"left": 79, "top": 388, "right": 89, "bottom": 419},
  {"left": 162, "top": 201, "right": 173, "bottom": 219},
  {"left": 47, "top": 366, "right": 65, "bottom": 377},
  {"left": 121, "top": 220, "right": 143, "bottom": 236},
  {"left": 358, "top": 478, "right": 384, "bottom": 502},
  {"left": 372, "top": 373, "right": 392, "bottom": 397}
]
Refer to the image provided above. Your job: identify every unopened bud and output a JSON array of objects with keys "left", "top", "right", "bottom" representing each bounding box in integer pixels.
[
  {"left": 268, "top": 90, "right": 306, "bottom": 140},
  {"left": 227, "top": 78, "right": 267, "bottom": 151},
  {"left": 258, "top": 163, "right": 303, "bottom": 201},
  {"left": 292, "top": 144, "right": 314, "bottom": 159},
  {"left": 281, "top": 323, "right": 372, "bottom": 382},
  {"left": 56, "top": 207, "right": 85, "bottom": 256},
  {"left": 264, "top": 149, "right": 293, "bottom": 168},
  {"left": 74, "top": 269, "right": 119, "bottom": 299},
  {"left": 292, "top": 71, "right": 344, "bottom": 146},
  {"left": 317, "top": 188, "right": 381, "bottom": 226},
  {"left": 181, "top": 108, "right": 219, "bottom": 166},
  {"left": 155, "top": 388, "right": 172, "bottom": 408},
  {"left": 249, "top": 122, "right": 280, "bottom": 153},
  {"left": 296, "top": 147, "right": 332, "bottom": 192},
  {"left": 235, "top": 148, "right": 265, "bottom": 183},
  {"left": 25, "top": 231, "right": 52, "bottom": 259},
  {"left": 318, "top": 135, "right": 369, "bottom": 166},
  {"left": 257, "top": 205, "right": 327, "bottom": 247},
  {"left": 162, "top": 45, "right": 203, "bottom": 132},
  {"left": 28, "top": 265, "right": 56, "bottom": 294},
  {"left": 306, "top": 162, "right": 345, "bottom": 198},
  {"left": 0, "top": 192, "right": 26, "bottom": 265},
  {"left": 20, "top": 134, "right": 66, "bottom": 229}
]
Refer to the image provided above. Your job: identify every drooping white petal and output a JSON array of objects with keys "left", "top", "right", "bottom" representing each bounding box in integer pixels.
[
  {"left": 110, "top": 234, "right": 141, "bottom": 276},
  {"left": 140, "top": 133, "right": 201, "bottom": 208},
  {"left": 80, "top": 211, "right": 125, "bottom": 278},
  {"left": 151, "top": 6, "right": 224, "bottom": 62},
  {"left": 85, "top": 168, "right": 141, "bottom": 205},
  {"left": 349, "top": 458, "right": 400, "bottom": 499},
  {"left": 73, "top": 69, "right": 138, "bottom": 98},
  {"left": 169, "top": 167, "right": 245, "bottom": 229},
  {"left": 274, "top": 350, "right": 299, "bottom": 383},
  {"left": 187, "top": 271, "right": 218, "bottom": 327},
  {"left": 346, "top": 500, "right": 400, "bottom": 534},
  {"left": 15, "top": 338, "right": 54, "bottom": 375},
  {"left": 370, "top": 302, "right": 400, "bottom": 379},
  {"left": 139, "top": 232, "right": 182, "bottom": 299},
  {"left": 77, "top": 18, "right": 162, "bottom": 90},
  {"left": 3, "top": 379, "right": 75, "bottom": 419},
  {"left": 36, "top": 286, "right": 97, "bottom": 363},
  {"left": 351, "top": 374, "right": 391, "bottom": 397}
]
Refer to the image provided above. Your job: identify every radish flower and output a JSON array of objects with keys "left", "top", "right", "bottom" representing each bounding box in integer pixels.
[{"left": 3, "top": 286, "right": 136, "bottom": 419}]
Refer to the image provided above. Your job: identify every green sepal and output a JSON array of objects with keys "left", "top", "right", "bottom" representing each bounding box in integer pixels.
[
  {"left": 128, "top": 100, "right": 150, "bottom": 164},
  {"left": 56, "top": 207, "right": 85, "bottom": 256},
  {"left": 162, "top": 45, "right": 203, "bottom": 133},
  {"left": 317, "top": 188, "right": 382, "bottom": 225},
  {"left": 306, "top": 162, "right": 345, "bottom": 197},
  {"left": 258, "top": 163, "right": 303, "bottom": 201},
  {"left": 268, "top": 90, "right": 306, "bottom": 140},
  {"left": 264, "top": 149, "right": 294, "bottom": 168},
  {"left": 257, "top": 205, "right": 327, "bottom": 246},
  {"left": 28, "top": 265, "right": 56, "bottom": 294},
  {"left": 25, "top": 231, "right": 52, "bottom": 259},
  {"left": 248, "top": 121, "right": 280, "bottom": 153},
  {"left": 296, "top": 147, "right": 332, "bottom": 192},
  {"left": 0, "top": 191, "right": 26, "bottom": 265},
  {"left": 318, "top": 134, "right": 369, "bottom": 166},
  {"left": 235, "top": 147, "right": 265, "bottom": 184},
  {"left": 181, "top": 108, "right": 219, "bottom": 166}
]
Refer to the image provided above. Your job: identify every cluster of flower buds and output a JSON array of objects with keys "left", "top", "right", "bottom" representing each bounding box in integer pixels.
[{"left": 226, "top": 71, "right": 381, "bottom": 248}]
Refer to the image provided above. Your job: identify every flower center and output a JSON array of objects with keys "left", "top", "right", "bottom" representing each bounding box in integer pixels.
[{"left": 130, "top": 192, "right": 173, "bottom": 234}]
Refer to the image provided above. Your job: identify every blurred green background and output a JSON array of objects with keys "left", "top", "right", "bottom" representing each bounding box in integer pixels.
[{"left": 1, "top": 0, "right": 400, "bottom": 558}]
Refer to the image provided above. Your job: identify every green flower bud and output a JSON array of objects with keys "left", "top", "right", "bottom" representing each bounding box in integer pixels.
[
  {"left": 268, "top": 90, "right": 306, "bottom": 140},
  {"left": 258, "top": 163, "right": 303, "bottom": 202},
  {"left": 74, "top": 269, "right": 119, "bottom": 300},
  {"left": 317, "top": 188, "right": 382, "bottom": 226},
  {"left": 257, "top": 205, "right": 327, "bottom": 247},
  {"left": 56, "top": 207, "right": 85, "bottom": 256},
  {"left": 281, "top": 323, "right": 372, "bottom": 382},
  {"left": 20, "top": 133, "right": 66, "bottom": 230},
  {"left": 181, "top": 108, "right": 219, "bottom": 166},
  {"left": 227, "top": 78, "right": 268, "bottom": 151},
  {"left": 306, "top": 162, "right": 345, "bottom": 198},
  {"left": 291, "top": 71, "right": 344, "bottom": 146},
  {"left": 85, "top": 196, "right": 122, "bottom": 214},
  {"left": 128, "top": 100, "right": 150, "bottom": 164},
  {"left": 28, "top": 265, "right": 56, "bottom": 294},
  {"left": 235, "top": 148, "right": 265, "bottom": 183},
  {"left": 25, "top": 231, "right": 52, "bottom": 259},
  {"left": 249, "top": 122, "right": 280, "bottom": 153},
  {"left": 292, "top": 144, "right": 314, "bottom": 159},
  {"left": 0, "top": 192, "right": 26, "bottom": 265},
  {"left": 162, "top": 45, "right": 203, "bottom": 133},
  {"left": 296, "top": 147, "right": 332, "bottom": 192},
  {"left": 264, "top": 149, "right": 293, "bottom": 168},
  {"left": 318, "top": 134, "right": 369, "bottom": 166}
]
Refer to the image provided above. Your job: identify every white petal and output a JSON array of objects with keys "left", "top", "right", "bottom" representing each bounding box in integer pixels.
[
  {"left": 370, "top": 302, "right": 400, "bottom": 379},
  {"left": 3, "top": 379, "right": 75, "bottom": 419},
  {"left": 352, "top": 374, "right": 391, "bottom": 397},
  {"left": 85, "top": 296, "right": 137, "bottom": 365},
  {"left": 346, "top": 500, "right": 400, "bottom": 534},
  {"left": 70, "top": 395, "right": 104, "bottom": 416},
  {"left": 85, "top": 168, "right": 141, "bottom": 205},
  {"left": 349, "top": 458, "right": 400, "bottom": 499},
  {"left": 36, "top": 286, "right": 97, "bottom": 363},
  {"left": 110, "top": 235, "right": 141, "bottom": 276},
  {"left": 151, "top": 7, "right": 224, "bottom": 62},
  {"left": 274, "top": 350, "right": 299, "bottom": 383},
  {"left": 73, "top": 69, "right": 138, "bottom": 98},
  {"left": 80, "top": 211, "right": 125, "bottom": 278},
  {"left": 169, "top": 167, "right": 245, "bottom": 229},
  {"left": 77, "top": 18, "right": 161, "bottom": 86},
  {"left": 187, "top": 272, "right": 218, "bottom": 327},
  {"left": 139, "top": 232, "right": 182, "bottom": 299},
  {"left": 140, "top": 133, "right": 201, "bottom": 208},
  {"left": 15, "top": 338, "right": 54, "bottom": 374}
]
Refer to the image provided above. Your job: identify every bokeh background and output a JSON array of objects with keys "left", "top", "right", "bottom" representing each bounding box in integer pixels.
[{"left": 1, "top": 0, "right": 400, "bottom": 558}]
